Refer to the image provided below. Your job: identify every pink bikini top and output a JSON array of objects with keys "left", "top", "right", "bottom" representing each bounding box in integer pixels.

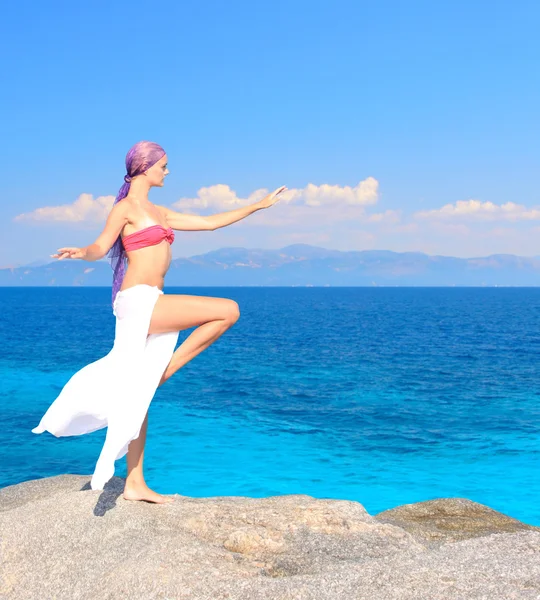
[{"left": 122, "top": 224, "right": 175, "bottom": 252}]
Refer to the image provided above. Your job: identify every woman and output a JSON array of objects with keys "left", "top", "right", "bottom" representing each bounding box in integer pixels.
[{"left": 32, "top": 141, "right": 286, "bottom": 504}]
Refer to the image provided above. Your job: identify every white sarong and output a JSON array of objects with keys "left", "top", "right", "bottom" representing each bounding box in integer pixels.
[{"left": 32, "top": 284, "right": 179, "bottom": 490}]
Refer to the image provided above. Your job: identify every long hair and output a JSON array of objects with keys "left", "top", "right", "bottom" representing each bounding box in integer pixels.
[{"left": 107, "top": 141, "right": 166, "bottom": 305}]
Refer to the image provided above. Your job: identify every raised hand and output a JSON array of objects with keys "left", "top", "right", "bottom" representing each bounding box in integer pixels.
[
  {"left": 258, "top": 186, "right": 288, "bottom": 209},
  {"left": 51, "top": 247, "right": 87, "bottom": 260}
]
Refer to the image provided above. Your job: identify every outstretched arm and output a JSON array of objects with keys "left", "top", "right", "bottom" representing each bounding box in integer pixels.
[
  {"left": 52, "top": 202, "right": 129, "bottom": 261},
  {"left": 158, "top": 186, "right": 287, "bottom": 232}
]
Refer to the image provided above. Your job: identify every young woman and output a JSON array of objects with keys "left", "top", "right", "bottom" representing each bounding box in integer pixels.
[{"left": 32, "top": 141, "right": 286, "bottom": 503}]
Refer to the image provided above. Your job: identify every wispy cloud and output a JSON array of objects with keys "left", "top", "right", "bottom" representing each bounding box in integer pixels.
[
  {"left": 365, "top": 209, "right": 401, "bottom": 224},
  {"left": 415, "top": 200, "right": 540, "bottom": 222},
  {"left": 14, "top": 194, "right": 115, "bottom": 223}
]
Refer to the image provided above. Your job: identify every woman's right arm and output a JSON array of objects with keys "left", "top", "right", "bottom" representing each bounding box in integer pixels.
[{"left": 53, "top": 202, "right": 130, "bottom": 261}]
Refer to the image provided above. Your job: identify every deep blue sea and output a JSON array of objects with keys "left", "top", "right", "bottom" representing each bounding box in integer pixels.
[{"left": 1, "top": 287, "right": 539, "bottom": 524}]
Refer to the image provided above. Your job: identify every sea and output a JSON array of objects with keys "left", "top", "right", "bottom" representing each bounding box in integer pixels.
[{"left": 1, "top": 286, "right": 539, "bottom": 525}]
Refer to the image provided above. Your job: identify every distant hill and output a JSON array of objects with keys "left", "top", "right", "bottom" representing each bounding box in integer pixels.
[{"left": 1, "top": 244, "right": 540, "bottom": 286}]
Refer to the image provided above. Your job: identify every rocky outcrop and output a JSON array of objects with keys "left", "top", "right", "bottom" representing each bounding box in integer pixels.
[
  {"left": 1, "top": 475, "right": 539, "bottom": 599},
  {"left": 376, "top": 497, "right": 537, "bottom": 545}
]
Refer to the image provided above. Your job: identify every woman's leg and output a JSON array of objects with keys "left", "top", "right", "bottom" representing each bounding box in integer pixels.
[
  {"left": 152, "top": 294, "right": 240, "bottom": 383},
  {"left": 123, "top": 412, "right": 170, "bottom": 502},
  {"left": 124, "top": 294, "right": 240, "bottom": 502}
]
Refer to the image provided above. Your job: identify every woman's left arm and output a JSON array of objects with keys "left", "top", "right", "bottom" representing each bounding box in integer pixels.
[{"left": 158, "top": 186, "right": 287, "bottom": 232}]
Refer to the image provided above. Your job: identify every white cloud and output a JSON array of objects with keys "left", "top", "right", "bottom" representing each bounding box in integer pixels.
[
  {"left": 287, "top": 178, "right": 379, "bottom": 207},
  {"left": 415, "top": 199, "right": 540, "bottom": 222},
  {"left": 12, "top": 179, "right": 380, "bottom": 227},
  {"left": 173, "top": 184, "right": 268, "bottom": 211},
  {"left": 14, "top": 194, "right": 115, "bottom": 223},
  {"left": 172, "top": 178, "right": 379, "bottom": 211},
  {"left": 17, "top": 185, "right": 540, "bottom": 259},
  {"left": 365, "top": 209, "right": 401, "bottom": 224}
]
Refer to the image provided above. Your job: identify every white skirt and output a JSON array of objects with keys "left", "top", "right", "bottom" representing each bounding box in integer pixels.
[{"left": 32, "top": 284, "right": 179, "bottom": 490}]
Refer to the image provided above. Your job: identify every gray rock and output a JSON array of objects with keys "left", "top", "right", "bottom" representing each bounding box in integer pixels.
[
  {"left": 1, "top": 475, "right": 539, "bottom": 599},
  {"left": 375, "top": 497, "right": 539, "bottom": 546}
]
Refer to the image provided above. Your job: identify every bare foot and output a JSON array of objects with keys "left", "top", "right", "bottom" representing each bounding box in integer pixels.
[{"left": 123, "top": 482, "right": 174, "bottom": 504}]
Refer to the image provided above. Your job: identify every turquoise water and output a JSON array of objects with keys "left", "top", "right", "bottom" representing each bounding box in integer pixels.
[{"left": 1, "top": 287, "right": 539, "bottom": 524}]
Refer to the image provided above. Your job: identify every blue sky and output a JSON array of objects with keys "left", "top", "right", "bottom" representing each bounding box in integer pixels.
[{"left": 1, "top": 0, "right": 539, "bottom": 265}]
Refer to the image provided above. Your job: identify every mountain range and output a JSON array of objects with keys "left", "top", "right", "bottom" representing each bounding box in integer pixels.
[{"left": 1, "top": 245, "right": 539, "bottom": 287}]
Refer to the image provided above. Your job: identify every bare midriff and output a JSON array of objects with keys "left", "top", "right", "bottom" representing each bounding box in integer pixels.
[{"left": 120, "top": 241, "right": 172, "bottom": 292}]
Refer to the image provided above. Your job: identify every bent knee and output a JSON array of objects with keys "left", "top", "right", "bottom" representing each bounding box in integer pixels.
[{"left": 223, "top": 300, "right": 240, "bottom": 324}]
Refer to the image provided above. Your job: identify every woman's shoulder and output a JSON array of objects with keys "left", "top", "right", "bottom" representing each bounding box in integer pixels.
[
  {"left": 111, "top": 196, "right": 133, "bottom": 211},
  {"left": 111, "top": 197, "right": 138, "bottom": 220}
]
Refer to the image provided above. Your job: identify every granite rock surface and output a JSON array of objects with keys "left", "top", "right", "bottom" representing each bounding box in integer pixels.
[{"left": 1, "top": 475, "right": 539, "bottom": 599}]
